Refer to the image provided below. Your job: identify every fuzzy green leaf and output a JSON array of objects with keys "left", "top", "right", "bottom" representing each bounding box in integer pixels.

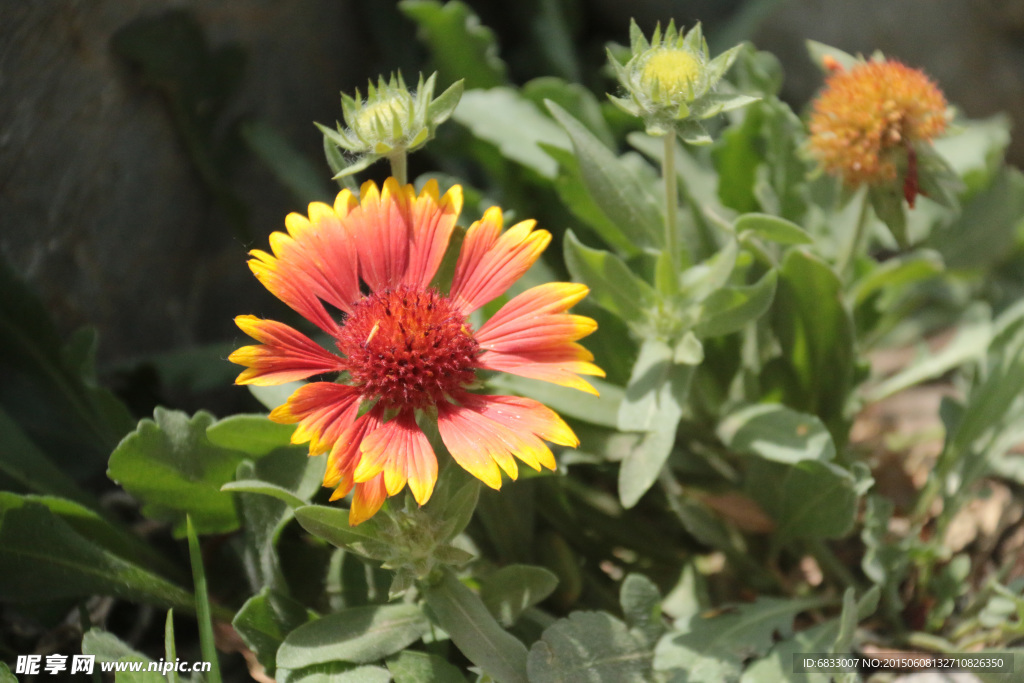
[
  {"left": 528, "top": 611, "right": 652, "bottom": 683},
  {"left": 695, "top": 269, "right": 777, "bottom": 338},
  {"left": 480, "top": 565, "right": 559, "bottom": 627},
  {"left": 654, "top": 596, "right": 829, "bottom": 681},
  {"left": 387, "top": 651, "right": 467, "bottom": 683},
  {"left": 548, "top": 101, "right": 664, "bottom": 247},
  {"left": 0, "top": 498, "right": 193, "bottom": 611},
  {"left": 234, "top": 588, "right": 315, "bottom": 677},
  {"left": 424, "top": 567, "right": 529, "bottom": 683},
  {"left": 564, "top": 231, "right": 657, "bottom": 326},
  {"left": 768, "top": 249, "right": 855, "bottom": 431},
  {"left": 734, "top": 213, "right": 812, "bottom": 245},
  {"left": 745, "top": 460, "right": 859, "bottom": 543},
  {"left": 454, "top": 87, "right": 567, "bottom": 178},
  {"left": 107, "top": 409, "right": 255, "bottom": 537},
  {"left": 277, "top": 604, "right": 430, "bottom": 668},
  {"left": 718, "top": 403, "right": 836, "bottom": 464},
  {"left": 620, "top": 573, "right": 665, "bottom": 646}
]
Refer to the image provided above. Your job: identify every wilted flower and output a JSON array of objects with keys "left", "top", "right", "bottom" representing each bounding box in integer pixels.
[
  {"left": 230, "top": 179, "right": 603, "bottom": 523},
  {"left": 808, "top": 58, "right": 949, "bottom": 207},
  {"left": 318, "top": 73, "right": 463, "bottom": 178},
  {"left": 607, "top": 20, "right": 756, "bottom": 141}
]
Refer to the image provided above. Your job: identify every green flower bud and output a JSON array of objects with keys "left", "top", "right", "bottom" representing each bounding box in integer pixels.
[
  {"left": 608, "top": 20, "right": 758, "bottom": 143},
  {"left": 318, "top": 72, "right": 464, "bottom": 179}
]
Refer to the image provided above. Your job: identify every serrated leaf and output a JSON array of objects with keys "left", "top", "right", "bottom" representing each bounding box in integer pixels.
[
  {"left": 480, "top": 565, "right": 559, "bottom": 627},
  {"left": 399, "top": 0, "right": 506, "bottom": 89},
  {"left": 718, "top": 403, "right": 835, "bottom": 464},
  {"left": 277, "top": 604, "right": 429, "bottom": 668},
  {"left": 528, "top": 611, "right": 652, "bottom": 683},
  {"left": 564, "top": 231, "right": 657, "bottom": 327},
  {"left": 548, "top": 101, "right": 664, "bottom": 248},
  {"left": 655, "top": 596, "right": 829, "bottom": 682},
  {"left": 620, "top": 574, "right": 665, "bottom": 645},
  {"left": 387, "top": 651, "right": 467, "bottom": 683},
  {"left": 107, "top": 409, "right": 254, "bottom": 537},
  {"left": 453, "top": 87, "right": 566, "bottom": 178}
]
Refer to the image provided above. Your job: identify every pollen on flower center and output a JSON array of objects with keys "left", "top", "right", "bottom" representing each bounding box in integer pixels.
[
  {"left": 640, "top": 49, "right": 702, "bottom": 101},
  {"left": 336, "top": 285, "right": 479, "bottom": 409}
]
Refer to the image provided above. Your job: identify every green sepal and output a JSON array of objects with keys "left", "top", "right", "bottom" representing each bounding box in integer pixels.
[
  {"left": 868, "top": 184, "right": 909, "bottom": 247},
  {"left": 426, "top": 77, "right": 464, "bottom": 125}
]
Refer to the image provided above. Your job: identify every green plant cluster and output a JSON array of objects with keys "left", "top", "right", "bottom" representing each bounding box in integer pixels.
[{"left": 4, "top": 2, "right": 1024, "bottom": 682}]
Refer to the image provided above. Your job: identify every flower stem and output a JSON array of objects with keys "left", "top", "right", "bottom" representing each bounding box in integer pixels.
[
  {"left": 836, "top": 190, "right": 871, "bottom": 278},
  {"left": 663, "top": 134, "right": 680, "bottom": 276},
  {"left": 389, "top": 152, "right": 408, "bottom": 185}
]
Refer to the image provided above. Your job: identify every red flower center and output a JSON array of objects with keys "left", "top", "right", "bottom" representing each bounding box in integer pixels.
[{"left": 336, "top": 285, "right": 479, "bottom": 409}]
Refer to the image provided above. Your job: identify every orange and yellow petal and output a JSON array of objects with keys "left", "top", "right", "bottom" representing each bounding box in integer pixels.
[
  {"left": 449, "top": 208, "right": 551, "bottom": 315},
  {"left": 437, "top": 394, "right": 574, "bottom": 489},
  {"left": 248, "top": 192, "right": 362, "bottom": 331},
  {"left": 475, "top": 395, "right": 579, "bottom": 450},
  {"left": 229, "top": 315, "right": 345, "bottom": 385},
  {"left": 323, "top": 410, "right": 382, "bottom": 490},
  {"left": 478, "top": 350, "right": 604, "bottom": 395},
  {"left": 473, "top": 282, "right": 603, "bottom": 393},
  {"left": 247, "top": 253, "right": 343, "bottom": 336},
  {"left": 269, "top": 382, "right": 362, "bottom": 455},
  {"left": 347, "top": 178, "right": 414, "bottom": 292},
  {"left": 352, "top": 410, "right": 438, "bottom": 506},
  {"left": 401, "top": 179, "right": 464, "bottom": 289},
  {"left": 345, "top": 475, "right": 388, "bottom": 526}
]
